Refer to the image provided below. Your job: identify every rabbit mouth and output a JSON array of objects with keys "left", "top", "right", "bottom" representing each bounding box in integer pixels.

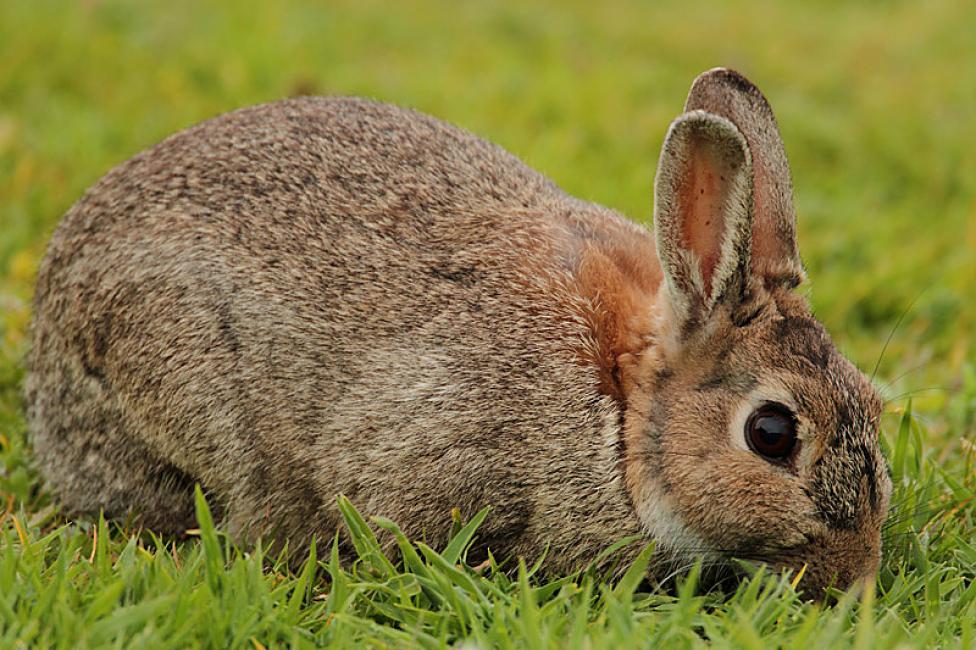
[
  {"left": 689, "top": 560, "right": 750, "bottom": 594},
  {"left": 649, "top": 536, "right": 824, "bottom": 597},
  {"left": 648, "top": 555, "right": 751, "bottom": 595},
  {"left": 653, "top": 553, "right": 822, "bottom": 600}
]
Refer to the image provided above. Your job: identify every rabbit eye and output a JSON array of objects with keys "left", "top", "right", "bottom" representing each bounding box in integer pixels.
[{"left": 745, "top": 403, "right": 797, "bottom": 461}]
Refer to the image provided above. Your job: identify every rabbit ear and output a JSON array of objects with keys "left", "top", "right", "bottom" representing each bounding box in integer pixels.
[
  {"left": 653, "top": 110, "right": 753, "bottom": 332},
  {"left": 684, "top": 68, "right": 804, "bottom": 287}
]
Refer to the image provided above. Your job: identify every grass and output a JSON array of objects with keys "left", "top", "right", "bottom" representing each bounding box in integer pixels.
[
  {"left": 0, "top": 428, "right": 973, "bottom": 648},
  {"left": 1, "top": 0, "right": 974, "bottom": 647}
]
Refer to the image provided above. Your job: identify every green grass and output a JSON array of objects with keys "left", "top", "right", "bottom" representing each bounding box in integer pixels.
[{"left": 1, "top": 0, "right": 974, "bottom": 647}]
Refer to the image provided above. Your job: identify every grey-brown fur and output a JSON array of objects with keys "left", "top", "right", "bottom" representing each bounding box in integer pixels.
[
  {"left": 27, "top": 96, "right": 646, "bottom": 570},
  {"left": 27, "top": 69, "right": 890, "bottom": 596}
]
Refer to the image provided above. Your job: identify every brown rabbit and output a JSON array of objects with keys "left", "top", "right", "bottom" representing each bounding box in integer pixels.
[{"left": 26, "top": 68, "right": 891, "bottom": 596}]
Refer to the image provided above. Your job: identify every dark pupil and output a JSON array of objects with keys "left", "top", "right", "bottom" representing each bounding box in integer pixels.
[
  {"left": 757, "top": 416, "right": 789, "bottom": 445},
  {"left": 747, "top": 404, "right": 797, "bottom": 460}
]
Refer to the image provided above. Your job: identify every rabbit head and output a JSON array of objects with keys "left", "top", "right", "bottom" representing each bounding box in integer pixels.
[{"left": 622, "top": 69, "right": 891, "bottom": 596}]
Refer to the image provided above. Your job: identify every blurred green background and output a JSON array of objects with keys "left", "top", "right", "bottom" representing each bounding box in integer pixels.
[
  {"left": 0, "top": 2, "right": 973, "bottom": 645},
  {"left": 1, "top": 0, "right": 973, "bottom": 446}
]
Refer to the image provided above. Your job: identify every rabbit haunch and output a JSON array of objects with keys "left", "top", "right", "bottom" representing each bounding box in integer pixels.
[{"left": 27, "top": 68, "right": 890, "bottom": 597}]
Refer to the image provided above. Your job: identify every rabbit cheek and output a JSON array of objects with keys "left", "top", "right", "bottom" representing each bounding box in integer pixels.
[
  {"left": 665, "top": 452, "right": 813, "bottom": 553},
  {"left": 622, "top": 367, "right": 812, "bottom": 558},
  {"left": 620, "top": 383, "right": 716, "bottom": 557}
]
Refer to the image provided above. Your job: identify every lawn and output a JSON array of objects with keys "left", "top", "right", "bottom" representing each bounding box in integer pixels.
[{"left": 1, "top": 0, "right": 974, "bottom": 647}]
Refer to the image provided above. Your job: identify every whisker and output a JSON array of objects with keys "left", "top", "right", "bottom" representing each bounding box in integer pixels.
[
  {"left": 875, "top": 360, "right": 932, "bottom": 396},
  {"left": 882, "top": 386, "right": 947, "bottom": 405},
  {"left": 882, "top": 507, "right": 971, "bottom": 529},
  {"left": 884, "top": 497, "right": 973, "bottom": 520},
  {"left": 871, "top": 286, "right": 929, "bottom": 383},
  {"left": 882, "top": 507, "right": 965, "bottom": 530}
]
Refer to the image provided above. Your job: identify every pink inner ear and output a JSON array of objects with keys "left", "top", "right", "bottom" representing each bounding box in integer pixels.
[{"left": 678, "top": 137, "right": 729, "bottom": 297}]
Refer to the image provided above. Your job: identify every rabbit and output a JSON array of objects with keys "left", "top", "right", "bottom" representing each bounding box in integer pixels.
[{"left": 26, "top": 68, "right": 891, "bottom": 597}]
